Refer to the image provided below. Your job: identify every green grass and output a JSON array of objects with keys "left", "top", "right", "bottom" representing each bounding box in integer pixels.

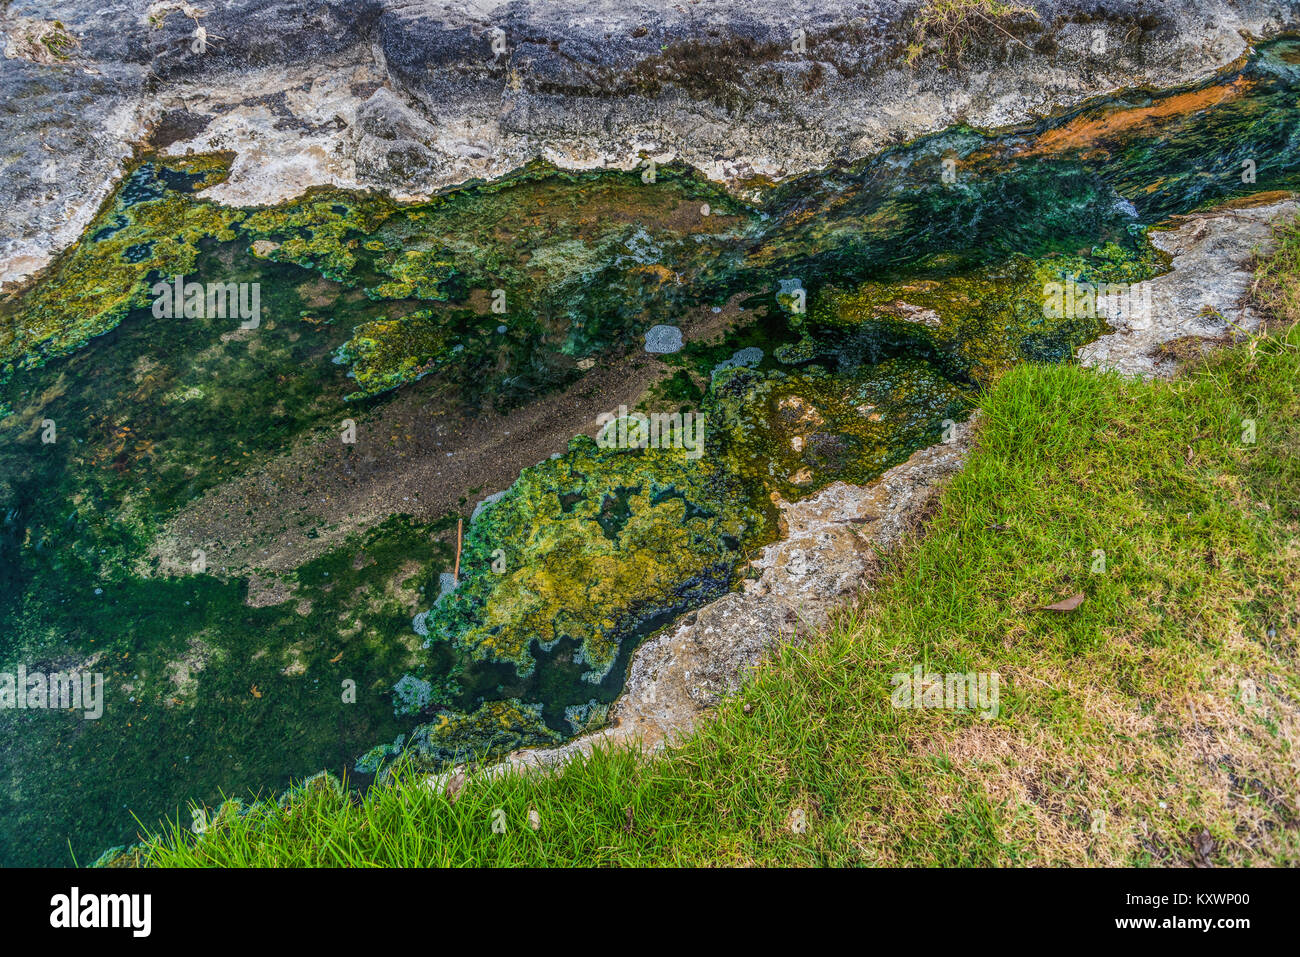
[{"left": 111, "top": 225, "right": 1300, "bottom": 868}]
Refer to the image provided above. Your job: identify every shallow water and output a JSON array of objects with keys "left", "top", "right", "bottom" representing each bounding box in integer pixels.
[{"left": 1, "top": 39, "right": 1298, "bottom": 865}]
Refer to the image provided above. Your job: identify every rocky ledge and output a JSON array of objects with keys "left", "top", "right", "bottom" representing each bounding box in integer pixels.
[{"left": 4, "top": 0, "right": 1299, "bottom": 287}]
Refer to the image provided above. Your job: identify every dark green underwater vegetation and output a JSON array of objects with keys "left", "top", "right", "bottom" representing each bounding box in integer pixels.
[{"left": 2, "top": 38, "right": 1299, "bottom": 865}]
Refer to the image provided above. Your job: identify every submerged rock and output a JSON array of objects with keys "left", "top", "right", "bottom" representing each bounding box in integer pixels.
[
  {"left": 643, "top": 324, "right": 683, "bottom": 354},
  {"left": 712, "top": 346, "right": 764, "bottom": 373}
]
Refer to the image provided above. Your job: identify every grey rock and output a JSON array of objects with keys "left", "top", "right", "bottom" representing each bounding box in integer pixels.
[
  {"left": 470, "top": 489, "right": 508, "bottom": 523},
  {"left": 353, "top": 85, "right": 443, "bottom": 184},
  {"left": 712, "top": 346, "right": 764, "bottom": 373},
  {"left": 1078, "top": 199, "right": 1299, "bottom": 377},
  {"left": 4, "top": 0, "right": 1299, "bottom": 286}
]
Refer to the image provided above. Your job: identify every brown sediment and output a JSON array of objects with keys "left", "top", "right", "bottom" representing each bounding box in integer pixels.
[
  {"left": 501, "top": 183, "right": 737, "bottom": 237},
  {"left": 151, "top": 347, "right": 663, "bottom": 575},
  {"left": 294, "top": 276, "right": 339, "bottom": 308},
  {"left": 150, "top": 300, "right": 748, "bottom": 577}
]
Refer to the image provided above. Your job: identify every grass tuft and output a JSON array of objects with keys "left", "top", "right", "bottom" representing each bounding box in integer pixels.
[{"left": 905, "top": 0, "right": 1040, "bottom": 67}]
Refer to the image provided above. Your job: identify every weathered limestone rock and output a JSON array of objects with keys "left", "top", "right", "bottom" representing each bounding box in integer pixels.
[
  {"left": 1078, "top": 198, "right": 1299, "bottom": 377},
  {"left": 5, "top": 0, "right": 1298, "bottom": 287}
]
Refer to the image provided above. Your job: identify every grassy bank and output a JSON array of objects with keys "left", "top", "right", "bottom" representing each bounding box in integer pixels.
[{"left": 114, "top": 225, "right": 1300, "bottom": 867}]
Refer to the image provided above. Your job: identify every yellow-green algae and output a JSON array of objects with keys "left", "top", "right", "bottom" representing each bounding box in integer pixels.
[
  {"left": 2, "top": 155, "right": 753, "bottom": 410},
  {"left": 242, "top": 192, "right": 398, "bottom": 286},
  {"left": 802, "top": 241, "right": 1167, "bottom": 387},
  {"left": 0, "top": 155, "right": 240, "bottom": 375},
  {"left": 711, "top": 358, "right": 971, "bottom": 497},
  {"left": 404, "top": 699, "right": 562, "bottom": 769},
  {"left": 424, "top": 434, "right": 765, "bottom": 681}
]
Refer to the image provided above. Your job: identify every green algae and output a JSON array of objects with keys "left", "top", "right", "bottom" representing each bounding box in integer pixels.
[
  {"left": 404, "top": 699, "right": 562, "bottom": 770},
  {"left": 333, "top": 306, "right": 466, "bottom": 397},
  {"left": 0, "top": 209, "right": 469, "bottom": 865},
  {"left": 417, "top": 434, "right": 765, "bottom": 682},
  {"left": 0, "top": 499, "right": 457, "bottom": 866},
  {"left": 0, "top": 156, "right": 240, "bottom": 377},
  {"left": 804, "top": 240, "right": 1166, "bottom": 387},
  {"left": 242, "top": 191, "right": 398, "bottom": 285},
  {"left": 710, "top": 358, "right": 971, "bottom": 498},
  {"left": 367, "top": 248, "right": 459, "bottom": 301},
  {"left": 322, "top": 163, "right": 754, "bottom": 401}
]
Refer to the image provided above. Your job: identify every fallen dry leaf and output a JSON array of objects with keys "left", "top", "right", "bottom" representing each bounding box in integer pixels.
[
  {"left": 1039, "top": 593, "right": 1085, "bottom": 612},
  {"left": 1192, "top": 828, "right": 1215, "bottom": 868},
  {"left": 444, "top": 771, "right": 466, "bottom": 804}
]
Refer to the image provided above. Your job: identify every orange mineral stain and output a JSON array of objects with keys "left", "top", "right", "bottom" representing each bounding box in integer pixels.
[{"left": 1018, "top": 76, "right": 1255, "bottom": 159}]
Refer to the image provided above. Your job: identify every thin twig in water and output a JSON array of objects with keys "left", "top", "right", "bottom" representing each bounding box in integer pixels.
[{"left": 453, "top": 518, "right": 463, "bottom": 583}]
